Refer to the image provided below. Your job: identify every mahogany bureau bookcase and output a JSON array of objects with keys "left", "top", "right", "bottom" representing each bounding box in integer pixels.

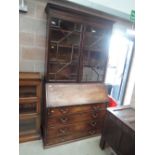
[
  {"left": 19, "top": 72, "right": 42, "bottom": 143},
  {"left": 42, "top": 0, "right": 115, "bottom": 148},
  {"left": 42, "top": 83, "right": 109, "bottom": 148}
]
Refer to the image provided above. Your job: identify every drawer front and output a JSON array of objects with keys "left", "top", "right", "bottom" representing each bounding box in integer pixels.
[
  {"left": 45, "top": 128, "right": 101, "bottom": 146},
  {"left": 47, "top": 103, "right": 107, "bottom": 117},
  {"left": 47, "top": 120, "right": 103, "bottom": 138},
  {"left": 47, "top": 110, "right": 105, "bottom": 127}
]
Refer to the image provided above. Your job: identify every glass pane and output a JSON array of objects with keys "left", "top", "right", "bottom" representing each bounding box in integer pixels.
[
  {"left": 50, "top": 30, "right": 80, "bottom": 45},
  {"left": 47, "top": 17, "right": 82, "bottom": 82},
  {"left": 49, "top": 18, "right": 82, "bottom": 46},
  {"left": 82, "top": 25, "right": 109, "bottom": 82},
  {"left": 49, "top": 45, "right": 79, "bottom": 62},
  {"left": 19, "top": 102, "right": 37, "bottom": 114},
  {"left": 50, "top": 18, "right": 82, "bottom": 32},
  {"left": 48, "top": 61, "right": 78, "bottom": 81},
  {"left": 19, "top": 118, "right": 36, "bottom": 135},
  {"left": 19, "top": 86, "right": 36, "bottom": 97}
]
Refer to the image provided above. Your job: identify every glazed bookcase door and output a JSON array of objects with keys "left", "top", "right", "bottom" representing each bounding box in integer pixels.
[
  {"left": 19, "top": 101, "right": 39, "bottom": 114},
  {"left": 19, "top": 115, "right": 40, "bottom": 136},
  {"left": 19, "top": 85, "right": 36, "bottom": 98},
  {"left": 47, "top": 17, "right": 82, "bottom": 82},
  {"left": 81, "top": 25, "right": 110, "bottom": 82}
]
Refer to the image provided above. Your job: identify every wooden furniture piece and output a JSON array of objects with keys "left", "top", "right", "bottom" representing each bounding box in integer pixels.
[
  {"left": 42, "top": 83, "right": 109, "bottom": 148},
  {"left": 19, "top": 72, "right": 42, "bottom": 143},
  {"left": 100, "top": 106, "right": 135, "bottom": 155},
  {"left": 44, "top": 0, "right": 114, "bottom": 82}
]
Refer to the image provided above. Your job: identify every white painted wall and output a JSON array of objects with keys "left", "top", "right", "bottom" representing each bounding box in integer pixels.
[
  {"left": 130, "top": 85, "right": 135, "bottom": 107},
  {"left": 88, "top": 0, "right": 134, "bottom": 15}
]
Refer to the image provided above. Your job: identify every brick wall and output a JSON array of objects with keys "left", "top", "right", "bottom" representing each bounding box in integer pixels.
[{"left": 19, "top": 0, "right": 47, "bottom": 74}]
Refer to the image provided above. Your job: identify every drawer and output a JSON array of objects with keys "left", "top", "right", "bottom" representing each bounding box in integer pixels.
[
  {"left": 45, "top": 128, "right": 101, "bottom": 146},
  {"left": 47, "top": 110, "right": 106, "bottom": 127},
  {"left": 47, "top": 103, "right": 107, "bottom": 117},
  {"left": 47, "top": 120, "right": 103, "bottom": 138},
  {"left": 19, "top": 114, "right": 40, "bottom": 136}
]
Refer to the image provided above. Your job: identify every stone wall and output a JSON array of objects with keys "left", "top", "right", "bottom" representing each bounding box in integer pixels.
[{"left": 19, "top": 0, "right": 47, "bottom": 74}]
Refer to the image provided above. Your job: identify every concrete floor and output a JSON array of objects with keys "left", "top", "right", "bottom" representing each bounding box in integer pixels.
[{"left": 19, "top": 136, "right": 115, "bottom": 155}]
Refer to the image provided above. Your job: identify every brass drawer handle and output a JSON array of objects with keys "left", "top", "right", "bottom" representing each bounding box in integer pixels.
[
  {"left": 90, "top": 121, "right": 97, "bottom": 127},
  {"left": 92, "top": 106, "right": 100, "bottom": 111},
  {"left": 60, "top": 117, "right": 68, "bottom": 123},
  {"left": 92, "top": 113, "right": 98, "bottom": 118},
  {"left": 59, "top": 128, "right": 67, "bottom": 135},
  {"left": 48, "top": 110, "right": 54, "bottom": 115},
  {"left": 89, "top": 130, "right": 96, "bottom": 135},
  {"left": 60, "top": 138, "right": 65, "bottom": 142},
  {"left": 60, "top": 108, "right": 68, "bottom": 114}
]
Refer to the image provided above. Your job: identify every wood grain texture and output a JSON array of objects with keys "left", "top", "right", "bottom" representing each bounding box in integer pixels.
[
  {"left": 44, "top": 131, "right": 101, "bottom": 148},
  {"left": 47, "top": 110, "right": 105, "bottom": 127},
  {"left": 107, "top": 105, "right": 135, "bottom": 131},
  {"left": 19, "top": 133, "right": 41, "bottom": 143},
  {"left": 19, "top": 72, "right": 42, "bottom": 143},
  {"left": 46, "top": 119, "right": 103, "bottom": 138},
  {"left": 46, "top": 83, "right": 109, "bottom": 107},
  {"left": 43, "top": 101, "right": 107, "bottom": 147},
  {"left": 19, "top": 72, "right": 42, "bottom": 80},
  {"left": 100, "top": 105, "right": 135, "bottom": 155},
  {"left": 47, "top": 103, "right": 106, "bottom": 117}
]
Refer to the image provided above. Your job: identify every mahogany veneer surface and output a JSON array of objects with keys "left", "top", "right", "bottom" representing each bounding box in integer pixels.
[
  {"left": 46, "top": 83, "right": 109, "bottom": 107},
  {"left": 43, "top": 83, "right": 109, "bottom": 148},
  {"left": 100, "top": 105, "right": 135, "bottom": 155}
]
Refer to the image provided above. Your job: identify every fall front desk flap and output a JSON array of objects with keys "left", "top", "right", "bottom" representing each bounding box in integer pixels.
[{"left": 45, "top": 83, "right": 109, "bottom": 108}]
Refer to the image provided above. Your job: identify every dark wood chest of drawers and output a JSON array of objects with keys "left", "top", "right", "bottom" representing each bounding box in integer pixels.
[
  {"left": 100, "top": 106, "right": 135, "bottom": 155},
  {"left": 42, "top": 83, "right": 109, "bottom": 148}
]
